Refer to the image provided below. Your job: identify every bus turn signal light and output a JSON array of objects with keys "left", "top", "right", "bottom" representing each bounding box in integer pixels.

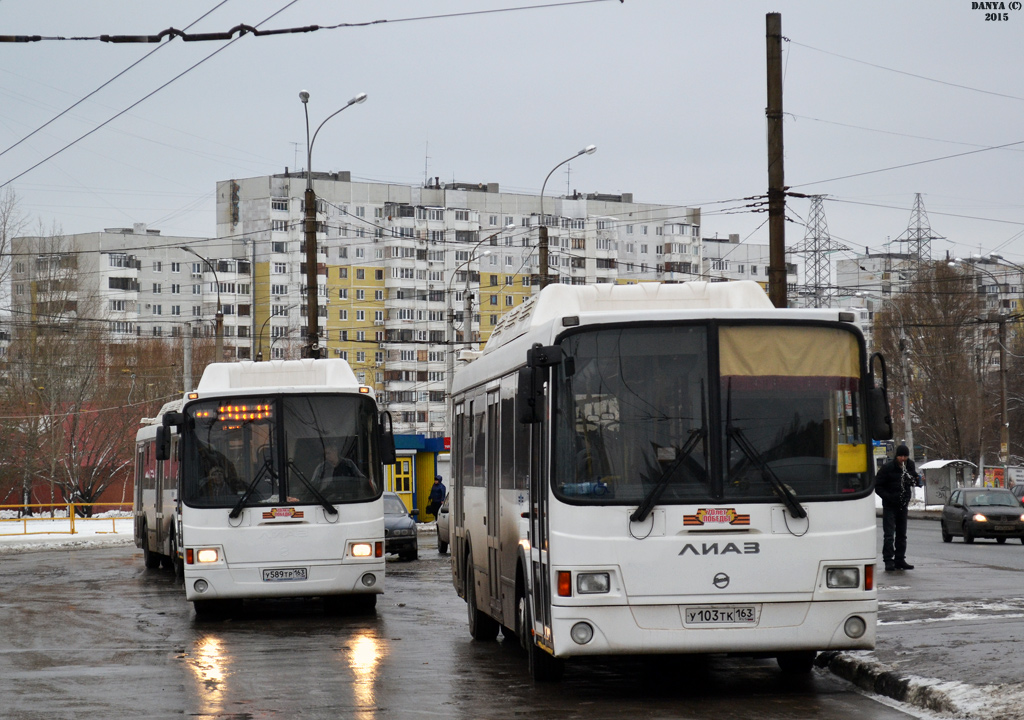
[{"left": 557, "top": 571, "right": 572, "bottom": 597}]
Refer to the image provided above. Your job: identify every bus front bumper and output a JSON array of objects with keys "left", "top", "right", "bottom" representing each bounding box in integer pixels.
[{"left": 545, "top": 599, "right": 876, "bottom": 658}]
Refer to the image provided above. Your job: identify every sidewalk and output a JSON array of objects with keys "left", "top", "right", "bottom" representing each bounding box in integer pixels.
[{"left": 824, "top": 501, "right": 1024, "bottom": 719}]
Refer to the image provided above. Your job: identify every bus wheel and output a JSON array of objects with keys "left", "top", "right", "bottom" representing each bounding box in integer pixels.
[
  {"left": 193, "top": 599, "right": 237, "bottom": 620},
  {"left": 466, "top": 556, "right": 499, "bottom": 641},
  {"left": 776, "top": 650, "right": 816, "bottom": 674},
  {"left": 141, "top": 526, "right": 160, "bottom": 569},
  {"left": 520, "top": 593, "right": 564, "bottom": 681}
]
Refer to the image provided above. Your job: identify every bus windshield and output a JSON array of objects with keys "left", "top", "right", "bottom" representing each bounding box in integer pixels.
[
  {"left": 181, "top": 394, "right": 382, "bottom": 508},
  {"left": 552, "top": 323, "right": 868, "bottom": 505}
]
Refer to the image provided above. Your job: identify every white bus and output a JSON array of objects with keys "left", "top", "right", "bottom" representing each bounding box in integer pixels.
[
  {"left": 449, "top": 282, "right": 893, "bottom": 680},
  {"left": 142, "top": 358, "right": 396, "bottom": 617},
  {"left": 134, "top": 399, "right": 184, "bottom": 574}
]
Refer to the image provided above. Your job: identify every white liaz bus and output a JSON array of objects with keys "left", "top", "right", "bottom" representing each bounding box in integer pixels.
[
  {"left": 152, "top": 359, "right": 396, "bottom": 617},
  {"left": 134, "top": 399, "right": 184, "bottom": 574},
  {"left": 449, "top": 282, "right": 894, "bottom": 680}
]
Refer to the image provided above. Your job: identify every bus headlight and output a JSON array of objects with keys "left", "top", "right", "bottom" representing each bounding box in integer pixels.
[
  {"left": 196, "top": 548, "right": 219, "bottom": 564},
  {"left": 351, "top": 542, "right": 373, "bottom": 557},
  {"left": 576, "top": 572, "right": 610, "bottom": 594},
  {"left": 826, "top": 567, "right": 859, "bottom": 589}
]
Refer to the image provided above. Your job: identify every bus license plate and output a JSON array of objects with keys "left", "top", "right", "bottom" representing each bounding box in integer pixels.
[
  {"left": 684, "top": 606, "right": 756, "bottom": 626},
  {"left": 262, "top": 567, "right": 308, "bottom": 582}
]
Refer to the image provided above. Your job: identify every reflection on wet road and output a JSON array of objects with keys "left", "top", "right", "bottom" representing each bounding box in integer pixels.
[{"left": 0, "top": 535, "right": 918, "bottom": 719}]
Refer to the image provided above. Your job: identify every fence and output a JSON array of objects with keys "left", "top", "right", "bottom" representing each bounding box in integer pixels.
[{"left": 0, "top": 503, "right": 133, "bottom": 537}]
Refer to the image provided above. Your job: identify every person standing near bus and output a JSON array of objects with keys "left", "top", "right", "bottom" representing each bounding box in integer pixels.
[
  {"left": 427, "top": 475, "right": 446, "bottom": 521},
  {"left": 875, "top": 444, "right": 920, "bottom": 572}
]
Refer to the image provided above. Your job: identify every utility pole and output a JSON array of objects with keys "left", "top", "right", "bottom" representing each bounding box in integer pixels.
[
  {"left": 998, "top": 315, "right": 1008, "bottom": 466},
  {"left": 766, "top": 12, "right": 787, "bottom": 308},
  {"left": 184, "top": 322, "right": 193, "bottom": 393},
  {"left": 303, "top": 184, "right": 321, "bottom": 358}
]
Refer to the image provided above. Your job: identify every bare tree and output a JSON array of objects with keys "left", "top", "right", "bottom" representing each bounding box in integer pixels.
[{"left": 874, "top": 261, "right": 996, "bottom": 464}]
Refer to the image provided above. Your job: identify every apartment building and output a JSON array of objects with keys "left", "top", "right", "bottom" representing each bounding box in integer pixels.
[
  {"left": 216, "top": 172, "right": 703, "bottom": 437},
  {"left": 9, "top": 225, "right": 247, "bottom": 349}
]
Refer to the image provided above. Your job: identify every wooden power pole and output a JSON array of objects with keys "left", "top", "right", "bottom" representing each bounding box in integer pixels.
[{"left": 766, "top": 12, "right": 787, "bottom": 308}]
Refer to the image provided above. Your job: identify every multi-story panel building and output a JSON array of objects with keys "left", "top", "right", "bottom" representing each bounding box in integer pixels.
[
  {"left": 10, "top": 225, "right": 244, "bottom": 360},
  {"left": 216, "top": 172, "right": 703, "bottom": 437},
  {"left": 700, "top": 234, "right": 800, "bottom": 295}
]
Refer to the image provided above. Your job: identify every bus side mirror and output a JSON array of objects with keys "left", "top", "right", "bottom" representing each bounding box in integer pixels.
[
  {"left": 379, "top": 411, "right": 397, "bottom": 465},
  {"left": 518, "top": 343, "right": 563, "bottom": 424},
  {"left": 867, "top": 352, "right": 894, "bottom": 441},
  {"left": 156, "top": 426, "right": 171, "bottom": 461},
  {"left": 517, "top": 366, "right": 543, "bottom": 424}
]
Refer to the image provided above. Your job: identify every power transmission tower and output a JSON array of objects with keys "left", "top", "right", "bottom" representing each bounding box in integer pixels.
[
  {"left": 791, "top": 196, "right": 848, "bottom": 307},
  {"left": 896, "top": 193, "right": 942, "bottom": 274}
]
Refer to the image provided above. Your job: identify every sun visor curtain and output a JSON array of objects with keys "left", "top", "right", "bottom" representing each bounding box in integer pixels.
[{"left": 719, "top": 326, "right": 860, "bottom": 392}]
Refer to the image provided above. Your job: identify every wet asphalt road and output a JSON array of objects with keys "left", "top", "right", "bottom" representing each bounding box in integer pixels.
[{"left": 0, "top": 533, "right": 921, "bottom": 720}]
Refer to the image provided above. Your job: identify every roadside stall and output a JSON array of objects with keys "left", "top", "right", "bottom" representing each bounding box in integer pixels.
[{"left": 918, "top": 459, "right": 977, "bottom": 506}]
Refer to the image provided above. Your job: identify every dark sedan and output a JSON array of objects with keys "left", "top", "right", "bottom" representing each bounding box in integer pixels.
[
  {"left": 941, "top": 487, "right": 1024, "bottom": 544},
  {"left": 383, "top": 492, "right": 418, "bottom": 560}
]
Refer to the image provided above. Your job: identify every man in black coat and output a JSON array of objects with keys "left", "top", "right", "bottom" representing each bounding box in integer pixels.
[
  {"left": 874, "top": 444, "right": 920, "bottom": 572},
  {"left": 426, "top": 475, "right": 446, "bottom": 521}
]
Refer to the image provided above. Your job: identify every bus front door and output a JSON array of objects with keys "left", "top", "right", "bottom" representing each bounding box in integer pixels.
[{"left": 486, "top": 390, "right": 501, "bottom": 618}]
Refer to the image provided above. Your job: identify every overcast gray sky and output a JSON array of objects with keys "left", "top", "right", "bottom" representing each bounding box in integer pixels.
[{"left": 2, "top": 0, "right": 1022, "bottom": 268}]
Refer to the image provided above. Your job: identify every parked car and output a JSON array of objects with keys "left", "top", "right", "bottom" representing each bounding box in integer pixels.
[
  {"left": 436, "top": 494, "right": 450, "bottom": 554},
  {"left": 383, "top": 492, "right": 418, "bottom": 560},
  {"left": 940, "top": 487, "right": 1024, "bottom": 544}
]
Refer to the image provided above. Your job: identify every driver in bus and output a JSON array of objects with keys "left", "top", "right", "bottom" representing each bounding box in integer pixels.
[{"left": 309, "top": 441, "right": 373, "bottom": 499}]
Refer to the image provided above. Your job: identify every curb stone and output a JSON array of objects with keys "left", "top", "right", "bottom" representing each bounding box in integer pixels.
[{"left": 816, "top": 651, "right": 960, "bottom": 715}]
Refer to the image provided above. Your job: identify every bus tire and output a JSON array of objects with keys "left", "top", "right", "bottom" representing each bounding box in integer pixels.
[
  {"left": 776, "top": 650, "right": 816, "bottom": 674},
  {"left": 466, "top": 553, "right": 499, "bottom": 641},
  {"left": 438, "top": 538, "right": 449, "bottom": 554},
  {"left": 193, "top": 599, "right": 237, "bottom": 620},
  {"left": 141, "top": 525, "right": 161, "bottom": 569},
  {"left": 520, "top": 592, "right": 564, "bottom": 681}
]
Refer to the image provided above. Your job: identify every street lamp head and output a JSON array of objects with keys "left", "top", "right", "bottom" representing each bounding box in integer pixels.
[
  {"left": 299, "top": 90, "right": 310, "bottom": 104},
  {"left": 582, "top": 144, "right": 597, "bottom": 155},
  {"left": 350, "top": 92, "right": 368, "bottom": 105}
]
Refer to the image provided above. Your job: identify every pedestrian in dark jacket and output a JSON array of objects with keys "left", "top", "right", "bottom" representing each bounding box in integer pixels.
[
  {"left": 426, "top": 475, "right": 446, "bottom": 521},
  {"left": 875, "top": 444, "right": 920, "bottom": 572}
]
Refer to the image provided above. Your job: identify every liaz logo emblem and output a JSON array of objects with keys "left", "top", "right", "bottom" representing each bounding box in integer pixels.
[
  {"left": 679, "top": 541, "right": 760, "bottom": 556},
  {"left": 263, "top": 507, "right": 304, "bottom": 519},
  {"left": 684, "top": 508, "right": 750, "bottom": 526}
]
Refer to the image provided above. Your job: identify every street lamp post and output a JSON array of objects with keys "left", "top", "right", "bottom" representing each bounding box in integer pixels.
[
  {"left": 445, "top": 227, "right": 508, "bottom": 425},
  {"left": 256, "top": 304, "right": 297, "bottom": 361},
  {"left": 181, "top": 246, "right": 223, "bottom": 361},
  {"left": 299, "top": 89, "right": 367, "bottom": 359},
  {"left": 538, "top": 145, "right": 596, "bottom": 289},
  {"left": 951, "top": 258, "right": 1013, "bottom": 467}
]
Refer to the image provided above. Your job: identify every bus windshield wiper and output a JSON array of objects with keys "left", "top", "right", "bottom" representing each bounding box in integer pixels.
[
  {"left": 285, "top": 461, "right": 338, "bottom": 517},
  {"left": 726, "top": 425, "right": 806, "bottom": 519},
  {"left": 229, "top": 455, "right": 276, "bottom": 519},
  {"left": 631, "top": 382, "right": 707, "bottom": 524}
]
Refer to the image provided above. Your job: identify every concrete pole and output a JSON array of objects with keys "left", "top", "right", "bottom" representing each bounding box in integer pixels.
[{"left": 766, "top": 12, "right": 788, "bottom": 308}]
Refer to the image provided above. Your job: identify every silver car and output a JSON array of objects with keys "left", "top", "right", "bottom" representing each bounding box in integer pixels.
[{"left": 436, "top": 494, "right": 450, "bottom": 554}]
